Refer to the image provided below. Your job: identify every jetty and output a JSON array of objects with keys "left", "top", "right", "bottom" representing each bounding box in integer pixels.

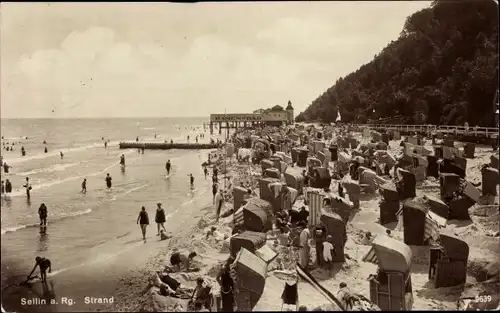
[{"left": 119, "top": 142, "right": 219, "bottom": 150}]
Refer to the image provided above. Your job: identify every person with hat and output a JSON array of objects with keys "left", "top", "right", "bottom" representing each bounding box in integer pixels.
[
  {"left": 27, "top": 256, "right": 52, "bottom": 284},
  {"left": 155, "top": 203, "right": 167, "bottom": 236}
]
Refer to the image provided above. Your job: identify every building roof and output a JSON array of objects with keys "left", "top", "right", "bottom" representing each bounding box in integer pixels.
[{"left": 286, "top": 100, "right": 294, "bottom": 110}]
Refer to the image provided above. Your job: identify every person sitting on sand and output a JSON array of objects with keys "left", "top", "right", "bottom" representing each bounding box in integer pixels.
[
  {"left": 170, "top": 252, "right": 197, "bottom": 272},
  {"left": 28, "top": 256, "right": 52, "bottom": 284},
  {"left": 362, "top": 231, "right": 373, "bottom": 245},
  {"left": 160, "top": 229, "right": 171, "bottom": 241}
]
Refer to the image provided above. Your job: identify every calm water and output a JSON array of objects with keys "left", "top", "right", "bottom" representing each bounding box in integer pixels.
[{"left": 0, "top": 117, "right": 218, "bottom": 311}]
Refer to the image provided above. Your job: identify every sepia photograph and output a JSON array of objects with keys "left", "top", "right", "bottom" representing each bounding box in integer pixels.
[{"left": 1, "top": 1, "right": 499, "bottom": 312}]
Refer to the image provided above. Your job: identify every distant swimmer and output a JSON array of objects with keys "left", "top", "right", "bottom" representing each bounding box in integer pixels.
[
  {"left": 81, "top": 178, "right": 87, "bottom": 194},
  {"left": 187, "top": 135, "right": 190, "bottom": 142},
  {"left": 136, "top": 136, "right": 139, "bottom": 142},
  {"left": 60, "top": 151, "right": 64, "bottom": 159},
  {"left": 5, "top": 179, "right": 12, "bottom": 196},
  {"left": 120, "top": 154, "right": 126, "bottom": 167},
  {"left": 44, "top": 146, "right": 48, "bottom": 153},
  {"left": 195, "top": 136, "right": 198, "bottom": 143},
  {"left": 170, "top": 139, "right": 173, "bottom": 144},
  {"left": 189, "top": 174, "right": 195, "bottom": 188},
  {"left": 23, "top": 177, "right": 32, "bottom": 200},
  {"left": 166, "top": 160, "right": 171, "bottom": 175},
  {"left": 21, "top": 146, "right": 26, "bottom": 156},
  {"left": 2, "top": 162, "right": 9, "bottom": 175},
  {"left": 137, "top": 206, "right": 149, "bottom": 241},
  {"left": 27, "top": 256, "right": 52, "bottom": 284},
  {"left": 105, "top": 173, "right": 112, "bottom": 189},
  {"left": 38, "top": 203, "right": 48, "bottom": 226},
  {"left": 42, "top": 140, "right": 47, "bottom": 145},
  {"left": 154, "top": 133, "right": 157, "bottom": 139},
  {"left": 104, "top": 141, "right": 107, "bottom": 148}
]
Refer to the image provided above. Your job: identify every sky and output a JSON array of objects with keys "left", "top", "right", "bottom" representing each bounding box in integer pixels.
[{"left": 0, "top": 1, "right": 431, "bottom": 119}]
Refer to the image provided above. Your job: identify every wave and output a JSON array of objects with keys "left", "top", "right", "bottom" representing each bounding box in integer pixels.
[
  {"left": 16, "top": 162, "right": 79, "bottom": 176},
  {"left": 0, "top": 208, "right": 92, "bottom": 235},
  {"left": 4, "top": 142, "right": 115, "bottom": 165},
  {"left": 142, "top": 127, "right": 155, "bottom": 130}
]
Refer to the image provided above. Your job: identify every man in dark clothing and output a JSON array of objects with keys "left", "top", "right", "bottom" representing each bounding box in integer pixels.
[
  {"left": 298, "top": 207, "right": 309, "bottom": 224},
  {"left": 5, "top": 179, "right": 12, "bottom": 195},
  {"left": 120, "top": 154, "right": 125, "bottom": 167},
  {"left": 105, "top": 173, "right": 112, "bottom": 189},
  {"left": 38, "top": 203, "right": 48, "bottom": 226},
  {"left": 137, "top": 206, "right": 149, "bottom": 241},
  {"left": 217, "top": 257, "right": 235, "bottom": 312},
  {"left": 3, "top": 162, "right": 10, "bottom": 174},
  {"left": 28, "top": 256, "right": 52, "bottom": 284},
  {"left": 203, "top": 167, "right": 208, "bottom": 179},
  {"left": 338, "top": 182, "right": 344, "bottom": 198},
  {"left": 189, "top": 174, "right": 195, "bottom": 188},
  {"left": 288, "top": 209, "right": 300, "bottom": 226},
  {"left": 81, "top": 178, "right": 87, "bottom": 194}
]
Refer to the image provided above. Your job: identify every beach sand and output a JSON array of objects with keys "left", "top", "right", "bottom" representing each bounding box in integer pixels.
[{"left": 106, "top": 135, "right": 499, "bottom": 312}]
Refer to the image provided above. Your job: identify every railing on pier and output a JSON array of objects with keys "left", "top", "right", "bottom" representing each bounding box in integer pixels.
[{"left": 350, "top": 124, "right": 498, "bottom": 138}]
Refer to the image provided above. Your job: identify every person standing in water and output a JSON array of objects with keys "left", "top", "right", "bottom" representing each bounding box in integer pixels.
[
  {"left": 105, "top": 173, "right": 112, "bottom": 189},
  {"left": 81, "top": 178, "right": 87, "bottom": 193},
  {"left": 166, "top": 160, "right": 171, "bottom": 175},
  {"left": 23, "top": 177, "right": 32, "bottom": 200},
  {"left": 5, "top": 179, "right": 12, "bottom": 197},
  {"left": 120, "top": 154, "right": 126, "bottom": 167},
  {"left": 21, "top": 146, "right": 26, "bottom": 156},
  {"left": 189, "top": 174, "right": 195, "bottom": 189},
  {"left": 38, "top": 203, "right": 48, "bottom": 226},
  {"left": 155, "top": 203, "right": 167, "bottom": 236},
  {"left": 137, "top": 206, "right": 149, "bottom": 241},
  {"left": 104, "top": 141, "right": 108, "bottom": 148},
  {"left": 3, "top": 162, "right": 11, "bottom": 174},
  {"left": 203, "top": 166, "right": 208, "bottom": 179},
  {"left": 44, "top": 146, "right": 48, "bottom": 153},
  {"left": 60, "top": 151, "right": 64, "bottom": 159}
]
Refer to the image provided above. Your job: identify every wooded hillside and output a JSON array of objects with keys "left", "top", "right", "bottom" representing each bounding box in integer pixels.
[{"left": 295, "top": 0, "right": 499, "bottom": 126}]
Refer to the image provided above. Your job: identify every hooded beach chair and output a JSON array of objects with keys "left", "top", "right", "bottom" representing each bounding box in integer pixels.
[{"left": 281, "top": 281, "right": 298, "bottom": 311}]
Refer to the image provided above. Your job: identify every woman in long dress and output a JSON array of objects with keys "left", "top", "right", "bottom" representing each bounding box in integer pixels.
[{"left": 299, "top": 223, "right": 311, "bottom": 269}]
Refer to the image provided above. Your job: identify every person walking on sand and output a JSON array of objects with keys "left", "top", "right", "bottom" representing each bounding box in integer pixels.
[
  {"left": 81, "top": 178, "right": 87, "bottom": 194},
  {"left": 155, "top": 203, "right": 167, "bottom": 236},
  {"left": 105, "top": 173, "right": 112, "bottom": 190},
  {"left": 38, "top": 203, "right": 48, "bottom": 226},
  {"left": 137, "top": 206, "right": 149, "bottom": 241},
  {"left": 215, "top": 190, "right": 223, "bottom": 223},
  {"left": 23, "top": 177, "right": 32, "bottom": 200}
]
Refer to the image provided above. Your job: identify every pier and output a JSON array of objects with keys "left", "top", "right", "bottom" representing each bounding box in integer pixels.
[{"left": 119, "top": 142, "right": 219, "bottom": 150}]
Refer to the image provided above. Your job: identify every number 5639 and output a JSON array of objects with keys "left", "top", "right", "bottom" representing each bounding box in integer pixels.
[{"left": 475, "top": 295, "right": 492, "bottom": 303}]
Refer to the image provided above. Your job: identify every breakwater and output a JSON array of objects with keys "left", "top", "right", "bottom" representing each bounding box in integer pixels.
[{"left": 119, "top": 142, "right": 219, "bottom": 150}]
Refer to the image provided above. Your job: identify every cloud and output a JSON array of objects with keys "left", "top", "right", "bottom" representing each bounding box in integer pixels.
[{"left": 0, "top": 2, "right": 432, "bottom": 118}]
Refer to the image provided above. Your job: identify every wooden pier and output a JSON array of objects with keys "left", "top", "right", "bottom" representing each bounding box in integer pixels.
[{"left": 119, "top": 142, "right": 218, "bottom": 150}]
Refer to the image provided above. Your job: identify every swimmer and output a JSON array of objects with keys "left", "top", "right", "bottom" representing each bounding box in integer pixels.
[
  {"left": 44, "top": 146, "right": 48, "bottom": 153},
  {"left": 23, "top": 177, "right": 32, "bottom": 200},
  {"left": 28, "top": 256, "right": 52, "bottom": 284},
  {"left": 105, "top": 173, "right": 112, "bottom": 189},
  {"left": 81, "top": 178, "right": 87, "bottom": 193},
  {"left": 104, "top": 141, "right": 108, "bottom": 148},
  {"left": 189, "top": 174, "right": 195, "bottom": 188},
  {"left": 166, "top": 160, "right": 171, "bottom": 175},
  {"left": 21, "top": 146, "right": 26, "bottom": 156},
  {"left": 120, "top": 154, "right": 126, "bottom": 167},
  {"left": 5, "top": 179, "right": 12, "bottom": 196},
  {"left": 38, "top": 203, "right": 48, "bottom": 226}
]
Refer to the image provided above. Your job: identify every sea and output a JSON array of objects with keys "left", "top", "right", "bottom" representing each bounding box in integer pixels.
[{"left": 0, "top": 117, "right": 222, "bottom": 312}]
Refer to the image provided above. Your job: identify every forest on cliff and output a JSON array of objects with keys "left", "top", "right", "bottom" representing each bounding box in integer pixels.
[{"left": 295, "top": 0, "right": 499, "bottom": 126}]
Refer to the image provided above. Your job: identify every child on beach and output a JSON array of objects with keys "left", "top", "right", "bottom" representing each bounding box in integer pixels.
[
  {"left": 323, "top": 235, "right": 335, "bottom": 275},
  {"left": 28, "top": 256, "right": 52, "bottom": 284},
  {"left": 137, "top": 206, "right": 149, "bottom": 241}
]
